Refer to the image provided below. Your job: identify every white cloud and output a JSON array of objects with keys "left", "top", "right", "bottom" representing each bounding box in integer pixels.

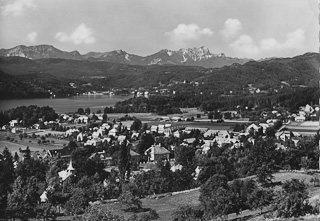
[
  {"left": 165, "top": 23, "right": 213, "bottom": 45},
  {"left": 220, "top": 18, "right": 242, "bottom": 40},
  {"left": 2, "top": 0, "right": 36, "bottom": 16},
  {"left": 55, "top": 24, "right": 96, "bottom": 45},
  {"left": 230, "top": 29, "right": 306, "bottom": 58},
  {"left": 26, "top": 32, "right": 37, "bottom": 44}
]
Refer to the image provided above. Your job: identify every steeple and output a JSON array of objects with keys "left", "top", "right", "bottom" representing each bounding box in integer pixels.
[{"left": 67, "top": 159, "right": 75, "bottom": 172}]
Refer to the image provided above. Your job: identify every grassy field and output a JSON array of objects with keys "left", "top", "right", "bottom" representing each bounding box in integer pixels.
[
  {"left": 0, "top": 130, "right": 68, "bottom": 156},
  {"left": 104, "top": 188, "right": 200, "bottom": 220},
  {"left": 103, "top": 172, "right": 320, "bottom": 221}
]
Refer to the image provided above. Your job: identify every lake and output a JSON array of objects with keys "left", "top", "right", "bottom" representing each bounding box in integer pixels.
[{"left": 0, "top": 95, "right": 132, "bottom": 113}]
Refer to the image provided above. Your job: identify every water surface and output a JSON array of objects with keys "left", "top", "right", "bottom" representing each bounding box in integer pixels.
[{"left": 0, "top": 95, "right": 131, "bottom": 113}]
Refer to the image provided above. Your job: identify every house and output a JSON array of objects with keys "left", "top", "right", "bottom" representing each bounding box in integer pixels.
[
  {"left": 118, "top": 135, "right": 127, "bottom": 143},
  {"left": 295, "top": 115, "right": 305, "bottom": 122},
  {"left": 9, "top": 120, "right": 18, "bottom": 127},
  {"left": 77, "top": 115, "right": 89, "bottom": 123},
  {"left": 40, "top": 191, "right": 48, "bottom": 203},
  {"left": 184, "top": 127, "right": 208, "bottom": 133},
  {"left": 183, "top": 138, "right": 196, "bottom": 146},
  {"left": 201, "top": 140, "right": 214, "bottom": 153},
  {"left": 47, "top": 146, "right": 75, "bottom": 158},
  {"left": 275, "top": 131, "right": 291, "bottom": 141},
  {"left": 173, "top": 130, "right": 180, "bottom": 138},
  {"left": 171, "top": 116, "right": 181, "bottom": 122},
  {"left": 108, "top": 128, "right": 118, "bottom": 137},
  {"left": 203, "top": 130, "right": 219, "bottom": 138},
  {"left": 77, "top": 132, "right": 84, "bottom": 142},
  {"left": 84, "top": 138, "right": 102, "bottom": 146},
  {"left": 58, "top": 160, "right": 75, "bottom": 181},
  {"left": 92, "top": 128, "right": 103, "bottom": 138},
  {"left": 145, "top": 144, "right": 170, "bottom": 162},
  {"left": 130, "top": 150, "right": 141, "bottom": 164},
  {"left": 131, "top": 132, "right": 140, "bottom": 139},
  {"left": 65, "top": 128, "right": 79, "bottom": 137},
  {"left": 33, "top": 124, "right": 40, "bottom": 130},
  {"left": 246, "top": 124, "right": 260, "bottom": 134},
  {"left": 89, "top": 150, "right": 113, "bottom": 166},
  {"left": 171, "top": 164, "right": 183, "bottom": 172},
  {"left": 151, "top": 125, "right": 158, "bottom": 133},
  {"left": 217, "top": 130, "right": 230, "bottom": 138}
]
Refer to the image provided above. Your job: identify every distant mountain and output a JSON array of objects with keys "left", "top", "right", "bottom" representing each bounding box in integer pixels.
[
  {"left": 0, "top": 45, "right": 251, "bottom": 68},
  {"left": 0, "top": 51, "right": 318, "bottom": 99},
  {"left": 142, "top": 47, "right": 251, "bottom": 68},
  {"left": 0, "top": 45, "right": 82, "bottom": 60}
]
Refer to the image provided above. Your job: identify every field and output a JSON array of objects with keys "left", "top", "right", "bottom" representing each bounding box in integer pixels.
[
  {"left": 0, "top": 130, "right": 69, "bottom": 156},
  {"left": 103, "top": 172, "right": 320, "bottom": 221}
]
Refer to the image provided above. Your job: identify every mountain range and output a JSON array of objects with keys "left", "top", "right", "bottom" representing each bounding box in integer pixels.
[{"left": 0, "top": 45, "right": 251, "bottom": 68}]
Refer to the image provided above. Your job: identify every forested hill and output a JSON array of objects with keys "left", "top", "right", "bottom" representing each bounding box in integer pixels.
[{"left": 0, "top": 52, "right": 319, "bottom": 99}]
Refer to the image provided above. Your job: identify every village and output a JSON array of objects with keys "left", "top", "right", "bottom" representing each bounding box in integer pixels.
[
  {"left": 1, "top": 102, "right": 319, "bottom": 172},
  {"left": 0, "top": 102, "right": 320, "bottom": 220}
]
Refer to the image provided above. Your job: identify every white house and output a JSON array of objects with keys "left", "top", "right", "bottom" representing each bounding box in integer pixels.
[
  {"left": 295, "top": 115, "right": 306, "bottom": 122},
  {"left": 145, "top": 144, "right": 170, "bottom": 162},
  {"left": 58, "top": 160, "right": 75, "bottom": 182},
  {"left": 108, "top": 128, "right": 118, "bottom": 137},
  {"left": 9, "top": 120, "right": 18, "bottom": 127}
]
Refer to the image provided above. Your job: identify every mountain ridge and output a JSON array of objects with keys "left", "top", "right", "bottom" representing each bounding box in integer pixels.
[
  {"left": 0, "top": 52, "right": 318, "bottom": 99},
  {"left": 0, "top": 44, "right": 251, "bottom": 68}
]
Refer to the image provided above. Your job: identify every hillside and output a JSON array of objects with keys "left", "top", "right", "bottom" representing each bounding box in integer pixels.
[
  {"left": 0, "top": 52, "right": 319, "bottom": 99},
  {"left": 104, "top": 172, "right": 320, "bottom": 220}
]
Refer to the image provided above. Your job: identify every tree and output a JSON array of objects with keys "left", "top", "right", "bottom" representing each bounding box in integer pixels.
[
  {"left": 170, "top": 205, "right": 203, "bottom": 221},
  {"left": 273, "top": 179, "right": 315, "bottom": 218},
  {"left": 14, "top": 152, "right": 19, "bottom": 162},
  {"left": 265, "top": 126, "right": 276, "bottom": 138},
  {"left": 64, "top": 188, "right": 89, "bottom": 215},
  {"left": 136, "top": 133, "right": 154, "bottom": 155},
  {"left": 174, "top": 145, "right": 196, "bottom": 170},
  {"left": 78, "top": 108, "right": 84, "bottom": 115},
  {"left": 248, "top": 187, "right": 273, "bottom": 214},
  {"left": 74, "top": 204, "right": 125, "bottom": 221},
  {"left": 118, "top": 140, "right": 131, "bottom": 186},
  {"left": 199, "top": 175, "right": 234, "bottom": 219},
  {"left": 85, "top": 107, "right": 91, "bottom": 115},
  {"left": 102, "top": 113, "right": 108, "bottom": 121},
  {"left": 118, "top": 190, "right": 142, "bottom": 211},
  {"left": 0, "top": 148, "right": 15, "bottom": 216},
  {"left": 130, "top": 118, "right": 142, "bottom": 131},
  {"left": 15, "top": 157, "right": 47, "bottom": 182},
  {"left": 7, "top": 176, "right": 41, "bottom": 220},
  {"left": 256, "top": 163, "right": 274, "bottom": 186}
]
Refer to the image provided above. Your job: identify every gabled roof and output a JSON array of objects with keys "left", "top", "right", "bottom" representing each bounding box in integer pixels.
[
  {"left": 145, "top": 145, "right": 170, "bottom": 155},
  {"left": 67, "top": 159, "right": 75, "bottom": 171},
  {"left": 130, "top": 150, "right": 140, "bottom": 156}
]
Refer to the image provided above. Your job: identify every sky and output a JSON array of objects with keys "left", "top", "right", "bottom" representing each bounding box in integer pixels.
[{"left": 0, "top": 0, "right": 318, "bottom": 59}]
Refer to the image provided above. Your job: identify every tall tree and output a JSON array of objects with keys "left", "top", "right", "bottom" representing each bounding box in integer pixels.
[
  {"left": 7, "top": 176, "right": 41, "bottom": 220},
  {"left": 118, "top": 140, "right": 131, "bottom": 186},
  {"left": 273, "top": 179, "right": 315, "bottom": 218},
  {"left": 0, "top": 147, "right": 15, "bottom": 216}
]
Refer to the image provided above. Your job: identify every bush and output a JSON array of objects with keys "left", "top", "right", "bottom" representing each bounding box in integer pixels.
[{"left": 170, "top": 205, "right": 204, "bottom": 221}]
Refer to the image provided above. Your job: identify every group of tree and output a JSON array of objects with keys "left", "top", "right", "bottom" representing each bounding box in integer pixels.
[
  {"left": 0, "top": 105, "right": 58, "bottom": 127},
  {"left": 103, "top": 96, "right": 182, "bottom": 115}
]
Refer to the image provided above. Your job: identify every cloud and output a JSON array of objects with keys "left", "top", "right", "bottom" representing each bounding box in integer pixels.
[
  {"left": 2, "top": 0, "right": 36, "bottom": 16},
  {"left": 165, "top": 23, "right": 213, "bottom": 46},
  {"left": 220, "top": 18, "right": 242, "bottom": 40},
  {"left": 26, "top": 32, "right": 37, "bottom": 44},
  {"left": 230, "top": 29, "right": 306, "bottom": 58},
  {"left": 55, "top": 24, "right": 96, "bottom": 45}
]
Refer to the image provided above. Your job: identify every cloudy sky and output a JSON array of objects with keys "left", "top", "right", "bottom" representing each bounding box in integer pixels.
[{"left": 0, "top": 0, "right": 318, "bottom": 59}]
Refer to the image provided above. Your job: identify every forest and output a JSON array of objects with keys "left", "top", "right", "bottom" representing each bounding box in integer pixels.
[{"left": 0, "top": 52, "right": 319, "bottom": 99}]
